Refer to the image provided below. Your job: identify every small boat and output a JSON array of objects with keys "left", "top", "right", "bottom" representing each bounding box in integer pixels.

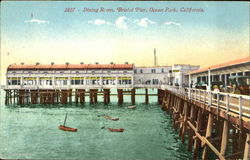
[
  {"left": 58, "top": 125, "right": 77, "bottom": 132},
  {"left": 104, "top": 115, "right": 119, "bottom": 121},
  {"left": 58, "top": 113, "right": 78, "bottom": 132},
  {"left": 108, "top": 128, "right": 124, "bottom": 132},
  {"left": 128, "top": 105, "right": 136, "bottom": 109}
]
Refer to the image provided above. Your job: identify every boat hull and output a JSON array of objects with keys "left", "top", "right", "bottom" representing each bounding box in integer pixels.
[
  {"left": 108, "top": 128, "right": 124, "bottom": 132},
  {"left": 58, "top": 125, "right": 77, "bottom": 132},
  {"left": 128, "top": 105, "right": 136, "bottom": 109}
]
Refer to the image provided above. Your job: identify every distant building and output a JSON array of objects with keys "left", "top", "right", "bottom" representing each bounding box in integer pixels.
[
  {"left": 170, "top": 64, "right": 200, "bottom": 87},
  {"left": 134, "top": 66, "right": 172, "bottom": 85}
]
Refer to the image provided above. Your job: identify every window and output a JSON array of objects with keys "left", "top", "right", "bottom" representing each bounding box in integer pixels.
[
  {"left": 152, "top": 79, "right": 159, "bottom": 84},
  {"left": 123, "top": 71, "right": 127, "bottom": 74},
  {"left": 151, "top": 69, "right": 156, "bottom": 73},
  {"left": 60, "top": 71, "right": 64, "bottom": 74},
  {"left": 108, "top": 70, "right": 111, "bottom": 74},
  {"left": 12, "top": 71, "right": 16, "bottom": 74},
  {"left": 140, "top": 69, "right": 143, "bottom": 73},
  {"left": 161, "top": 68, "right": 164, "bottom": 73},
  {"left": 75, "top": 71, "right": 79, "bottom": 74},
  {"left": 28, "top": 71, "right": 32, "bottom": 74},
  {"left": 134, "top": 70, "right": 137, "bottom": 73},
  {"left": 92, "top": 71, "right": 95, "bottom": 74}
]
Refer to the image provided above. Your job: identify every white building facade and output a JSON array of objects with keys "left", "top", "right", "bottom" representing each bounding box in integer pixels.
[
  {"left": 134, "top": 66, "right": 172, "bottom": 86},
  {"left": 6, "top": 63, "right": 134, "bottom": 89}
]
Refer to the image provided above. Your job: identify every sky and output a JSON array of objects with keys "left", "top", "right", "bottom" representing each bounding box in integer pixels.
[{"left": 0, "top": 1, "right": 249, "bottom": 83}]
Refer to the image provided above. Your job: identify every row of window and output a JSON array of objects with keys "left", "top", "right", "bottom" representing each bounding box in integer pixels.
[
  {"left": 134, "top": 69, "right": 165, "bottom": 74},
  {"left": 10, "top": 71, "right": 129, "bottom": 74},
  {"left": 7, "top": 79, "right": 132, "bottom": 86}
]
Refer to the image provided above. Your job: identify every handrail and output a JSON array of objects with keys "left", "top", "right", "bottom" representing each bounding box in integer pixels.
[{"left": 162, "top": 85, "right": 250, "bottom": 119}]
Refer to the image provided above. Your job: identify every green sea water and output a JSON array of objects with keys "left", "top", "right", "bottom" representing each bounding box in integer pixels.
[{"left": 0, "top": 89, "right": 192, "bottom": 160}]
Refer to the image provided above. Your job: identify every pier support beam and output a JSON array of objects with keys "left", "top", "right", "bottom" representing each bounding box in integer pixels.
[
  {"left": 75, "top": 89, "right": 79, "bottom": 104},
  {"left": 131, "top": 88, "right": 135, "bottom": 105},
  {"left": 220, "top": 120, "right": 229, "bottom": 156},
  {"left": 69, "top": 89, "right": 72, "bottom": 103},
  {"left": 31, "top": 90, "right": 38, "bottom": 104},
  {"left": 93, "top": 89, "right": 98, "bottom": 103},
  {"left": 89, "top": 89, "right": 94, "bottom": 104},
  {"left": 193, "top": 109, "right": 203, "bottom": 160},
  {"left": 79, "top": 89, "right": 85, "bottom": 104},
  {"left": 202, "top": 113, "right": 214, "bottom": 159},
  {"left": 117, "top": 89, "right": 123, "bottom": 105},
  {"left": 145, "top": 89, "right": 149, "bottom": 104},
  {"left": 103, "top": 89, "right": 110, "bottom": 104},
  {"left": 61, "top": 90, "right": 68, "bottom": 104},
  {"left": 244, "top": 133, "right": 250, "bottom": 160}
]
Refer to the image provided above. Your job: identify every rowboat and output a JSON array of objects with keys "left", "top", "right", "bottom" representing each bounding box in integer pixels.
[
  {"left": 58, "top": 113, "right": 78, "bottom": 132},
  {"left": 108, "top": 128, "right": 124, "bottom": 132},
  {"left": 58, "top": 125, "right": 77, "bottom": 132},
  {"left": 128, "top": 105, "right": 136, "bottom": 109},
  {"left": 104, "top": 115, "right": 119, "bottom": 121}
]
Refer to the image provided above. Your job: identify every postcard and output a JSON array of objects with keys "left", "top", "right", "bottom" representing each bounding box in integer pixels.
[{"left": 0, "top": 1, "right": 249, "bottom": 160}]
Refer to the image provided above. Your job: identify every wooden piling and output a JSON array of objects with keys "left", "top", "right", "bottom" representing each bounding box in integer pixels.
[
  {"left": 31, "top": 90, "right": 38, "bottom": 104},
  {"left": 243, "top": 133, "right": 250, "bottom": 160},
  {"left": 131, "top": 88, "right": 135, "bottom": 105},
  {"left": 202, "top": 113, "right": 214, "bottom": 159},
  {"left": 89, "top": 89, "right": 94, "bottom": 104},
  {"left": 193, "top": 108, "right": 203, "bottom": 160},
  {"left": 145, "top": 88, "right": 149, "bottom": 104},
  {"left": 117, "top": 89, "right": 123, "bottom": 104},
  {"left": 5, "top": 90, "right": 8, "bottom": 105},
  {"left": 220, "top": 120, "right": 229, "bottom": 156},
  {"left": 181, "top": 102, "right": 188, "bottom": 143},
  {"left": 68, "top": 89, "right": 72, "bottom": 103},
  {"left": 18, "top": 89, "right": 25, "bottom": 105},
  {"left": 79, "top": 89, "right": 85, "bottom": 104},
  {"left": 13, "top": 90, "right": 16, "bottom": 104},
  {"left": 103, "top": 89, "right": 109, "bottom": 104},
  {"left": 75, "top": 89, "right": 78, "bottom": 104},
  {"left": 61, "top": 90, "right": 68, "bottom": 104},
  {"left": 94, "top": 89, "right": 98, "bottom": 103}
]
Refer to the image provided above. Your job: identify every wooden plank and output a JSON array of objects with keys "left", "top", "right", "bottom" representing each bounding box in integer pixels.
[
  {"left": 188, "top": 121, "right": 226, "bottom": 160},
  {"left": 220, "top": 120, "right": 229, "bottom": 156}
]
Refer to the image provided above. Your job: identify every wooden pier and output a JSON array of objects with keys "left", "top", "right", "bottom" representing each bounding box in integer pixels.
[
  {"left": 4, "top": 88, "right": 157, "bottom": 105},
  {"left": 159, "top": 88, "right": 250, "bottom": 160}
]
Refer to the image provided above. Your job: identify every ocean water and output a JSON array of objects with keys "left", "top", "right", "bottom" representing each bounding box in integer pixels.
[{"left": 0, "top": 89, "right": 192, "bottom": 160}]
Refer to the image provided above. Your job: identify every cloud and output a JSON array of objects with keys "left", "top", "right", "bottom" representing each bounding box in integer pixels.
[
  {"left": 164, "top": 21, "right": 181, "bottom": 26},
  {"left": 24, "top": 18, "right": 49, "bottom": 24},
  {"left": 134, "top": 18, "right": 156, "bottom": 27},
  {"left": 115, "top": 16, "right": 129, "bottom": 30},
  {"left": 88, "top": 19, "right": 112, "bottom": 25}
]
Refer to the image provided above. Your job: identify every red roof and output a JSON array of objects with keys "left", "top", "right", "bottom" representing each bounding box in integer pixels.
[
  {"left": 7, "top": 64, "right": 134, "bottom": 70},
  {"left": 190, "top": 56, "right": 250, "bottom": 74}
]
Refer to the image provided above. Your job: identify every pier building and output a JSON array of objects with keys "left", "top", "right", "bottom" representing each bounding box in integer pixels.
[
  {"left": 6, "top": 63, "right": 134, "bottom": 89},
  {"left": 189, "top": 57, "right": 250, "bottom": 95},
  {"left": 190, "top": 57, "right": 250, "bottom": 87}
]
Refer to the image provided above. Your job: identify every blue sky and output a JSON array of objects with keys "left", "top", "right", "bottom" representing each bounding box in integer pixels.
[{"left": 1, "top": 1, "right": 249, "bottom": 74}]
